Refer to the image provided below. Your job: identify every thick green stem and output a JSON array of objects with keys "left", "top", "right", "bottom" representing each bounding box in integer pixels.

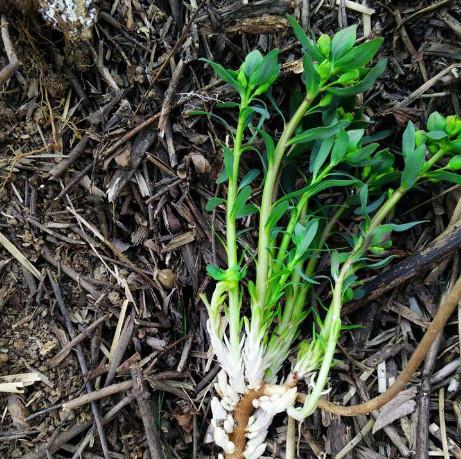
[
  {"left": 226, "top": 100, "right": 248, "bottom": 353},
  {"left": 253, "top": 97, "right": 313, "bottom": 314}
]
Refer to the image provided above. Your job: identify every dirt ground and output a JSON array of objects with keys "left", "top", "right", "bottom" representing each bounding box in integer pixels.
[{"left": 1, "top": 1, "right": 461, "bottom": 458}]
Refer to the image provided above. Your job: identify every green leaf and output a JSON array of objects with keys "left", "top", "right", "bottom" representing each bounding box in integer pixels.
[
  {"left": 207, "top": 264, "right": 227, "bottom": 281},
  {"left": 334, "top": 38, "right": 383, "bottom": 72},
  {"left": 282, "top": 176, "right": 359, "bottom": 201},
  {"left": 239, "top": 169, "right": 260, "bottom": 190},
  {"left": 366, "top": 255, "right": 395, "bottom": 269},
  {"left": 426, "top": 130, "right": 447, "bottom": 140},
  {"left": 249, "top": 49, "right": 280, "bottom": 93},
  {"left": 287, "top": 120, "right": 350, "bottom": 145},
  {"left": 359, "top": 184, "right": 368, "bottom": 214},
  {"left": 232, "top": 185, "right": 252, "bottom": 218},
  {"left": 217, "top": 146, "right": 234, "bottom": 184},
  {"left": 363, "top": 129, "right": 394, "bottom": 144},
  {"left": 331, "top": 130, "right": 349, "bottom": 165},
  {"left": 448, "top": 156, "right": 461, "bottom": 170},
  {"left": 354, "top": 193, "right": 386, "bottom": 216},
  {"left": 201, "top": 59, "right": 242, "bottom": 94},
  {"left": 216, "top": 102, "right": 240, "bottom": 109},
  {"left": 206, "top": 197, "right": 225, "bottom": 212},
  {"left": 286, "top": 15, "right": 324, "bottom": 61},
  {"left": 294, "top": 219, "right": 319, "bottom": 259},
  {"left": 426, "top": 170, "right": 461, "bottom": 184},
  {"left": 331, "top": 25, "right": 357, "bottom": 60},
  {"left": 241, "top": 50, "right": 264, "bottom": 79},
  {"left": 345, "top": 143, "right": 379, "bottom": 166},
  {"left": 402, "top": 121, "right": 415, "bottom": 157},
  {"left": 388, "top": 221, "right": 426, "bottom": 232},
  {"left": 401, "top": 144, "right": 426, "bottom": 189},
  {"left": 241, "top": 105, "right": 270, "bottom": 130},
  {"left": 347, "top": 129, "right": 365, "bottom": 148},
  {"left": 327, "top": 58, "right": 388, "bottom": 96},
  {"left": 303, "top": 54, "right": 320, "bottom": 97},
  {"left": 294, "top": 265, "right": 320, "bottom": 284},
  {"left": 427, "top": 111, "right": 446, "bottom": 131},
  {"left": 310, "top": 137, "right": 334, "bottom": 180},
  {"left": 330, "top": 250, "right": 349, "bottom": 280},
  {"left": 236, "top": 204, "right": 258, "bottom": 219},
  {"left": 450, "top": 139, "right": 461, "bottom": 153},
  {"left": 258, "top": 129, "right": 275, "bottom": 164},
  {"left": 266, "top": 201, "right": 290, "bottom": 229}
]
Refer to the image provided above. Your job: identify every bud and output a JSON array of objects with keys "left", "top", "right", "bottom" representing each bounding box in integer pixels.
[
  {"left": 415, "top": 130, "right": 426, "bottom": 147},
  {"left": 237, "top": 70, "right": 247, "bottom": 89},
  {"left": 317, "top": 34, "right": 331, "bottom": 57},
  {"left": 427, "top": 111, "right": 446, "bottom": 132},
  {"left": 446, "top": 115, "right": 461, "bottom": 137},
  {"left": 428, "top": 144, "right": 438, "bottom": 154},
  {"left": 448, "top": 155, "right": 461, "bottom": 170},
  {"left": 318, "top": 93, "right": 333, "bottom": 107},
  {"left": 450, "top": 139, "right": 461, "bottom": 154},
  {"left": 338, "top": 69, "right": 360, "bottom": 84},
  {"left": 343, "top": 288, "right": 354, "bottom": 302},
  {"left": 317, "top": 60, "right": 332, "bottom": 80}
]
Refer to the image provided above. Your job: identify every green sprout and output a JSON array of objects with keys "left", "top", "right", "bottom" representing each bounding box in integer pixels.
[{"left": 199, "top": 17, "right": 461, "bottom": 459}]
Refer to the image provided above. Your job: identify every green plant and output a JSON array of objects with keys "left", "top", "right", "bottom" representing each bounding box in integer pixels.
[{"left": 200, "top": 18, "right": 461, "bottom": 459}]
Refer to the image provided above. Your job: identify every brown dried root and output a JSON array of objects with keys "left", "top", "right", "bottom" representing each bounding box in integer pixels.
[{"left": 226, "top": 389, "right": 264, "bottom": 459}]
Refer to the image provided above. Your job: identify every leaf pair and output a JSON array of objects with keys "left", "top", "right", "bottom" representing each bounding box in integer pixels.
[
  {"left": 239, "top": 49, "right": 281, "bottom": 97},
  {"left": 201, "top": 49, "right": 280, "bottom": 100}
]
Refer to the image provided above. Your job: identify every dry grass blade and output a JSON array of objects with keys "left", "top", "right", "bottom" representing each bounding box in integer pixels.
[{"left": 0, "top": 232, "right": 42, "bottom": 280}]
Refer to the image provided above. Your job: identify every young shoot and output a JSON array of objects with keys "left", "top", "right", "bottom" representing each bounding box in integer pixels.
[{"left": 200, "top": 17, "right": 461, "bottom": 459}]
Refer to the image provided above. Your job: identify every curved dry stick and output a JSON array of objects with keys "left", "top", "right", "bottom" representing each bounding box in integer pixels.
[
  {"left": 1, "top": 14, "right": 19, "bottom": 86},
  {"left": 0, "top": 60, "right": 18, "bottom": 85},
  {"left": 299, "top": 273, "right": 461, "bottom": 416}
]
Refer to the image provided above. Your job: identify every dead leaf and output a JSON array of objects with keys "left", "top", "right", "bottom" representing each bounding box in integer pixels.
[
  {"left": 189, "top": 153, "right": 211, "bottom": 174},
  {"left": 372, "top": 387, "right": 417, "bottom": 433},
  {"left": 8, "top": 395, "right": 29, "bottom": 428},
  {"left": 173, "top": 401, "right": 196, "bottom": 438},
  {"left": 114, "top": 142, "right": 132, "bottom": 167},
  {"left": 177, "top": 153, "right": 211, "bottom": 178}
]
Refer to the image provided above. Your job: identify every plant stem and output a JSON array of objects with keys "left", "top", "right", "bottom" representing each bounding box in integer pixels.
[
  {"left": 226, "top": 100, "right": 247, "bottom": 353},
  {"left": 295, "top": 186, "right": 406, "bottom": 418},
  {"left": 423, "top": 147, "right": 446, "bottom": 173},
  {"left": 253, "top": 96, "right": 313, "bottom": 314}
]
